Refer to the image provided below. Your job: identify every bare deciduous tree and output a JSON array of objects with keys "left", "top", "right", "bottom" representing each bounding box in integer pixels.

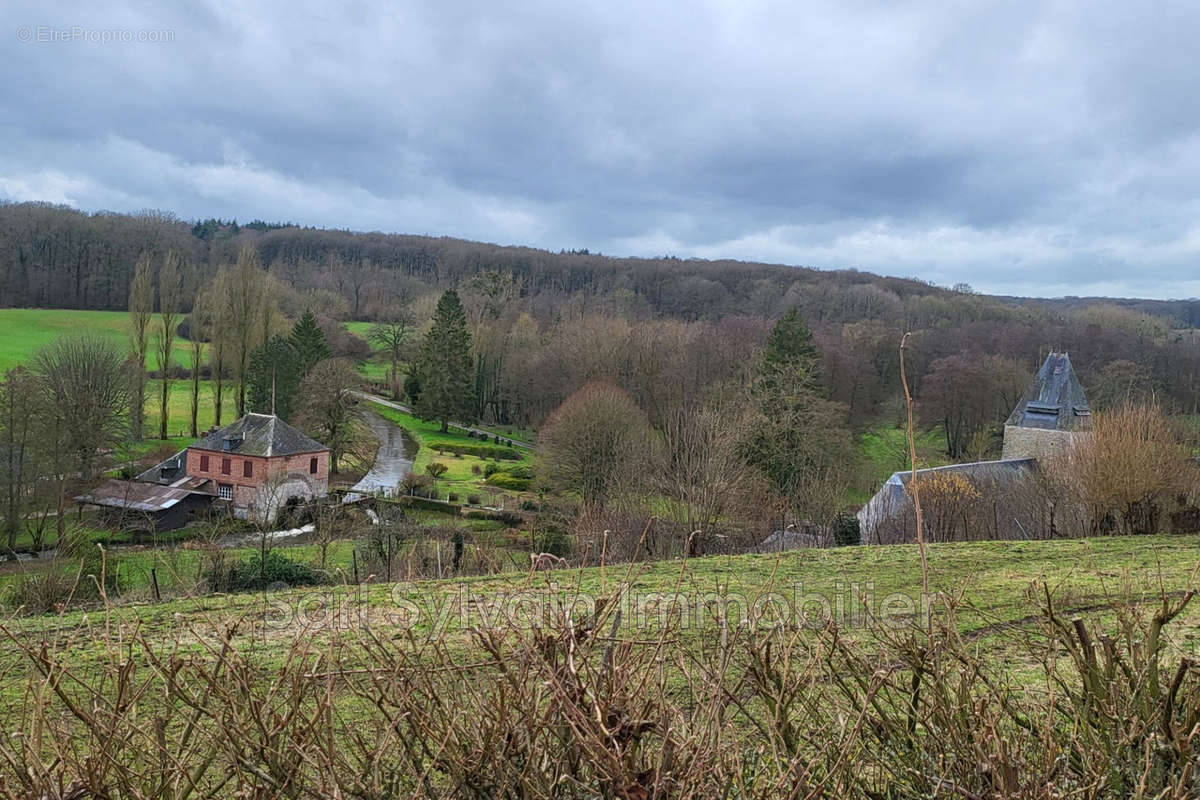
[
  {"left": 156, "top": 249, "right": 183, "bottom": 439},
  {"left": 187, "top": 281, "right": 211, "bottom": 437},
  {"left": 538, "top": 382, "right": 655, "bottom": 509},
  {"left": 128, "top": 252, "right": 154, "bottom": 440},
  {"left": 368, "top": 312, "right": 413, "bottom": 399},
  {"left": 35, "top": 334, "right": 130, "bottom": 484},
  {"left": 293, "top": 359, "right": 364, "bottom": 474},
  {"left": 224, "top": 247, "right": 271, "bottom": 418},
  {"left": 0, "top": 367, "right": 39, "bottom": 555},
  {"left": 655, "top": 402, "right": 753, "bottom": 535}
]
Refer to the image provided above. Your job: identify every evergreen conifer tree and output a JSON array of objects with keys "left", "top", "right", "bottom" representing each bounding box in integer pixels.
[
  {"left": 289, "top": 309, "right": 332, "bottom": 376},
  {"left": 753, "top": 307, "right": 821, "bottom": 398},
  {"left": 415, "top": 290, "right": 473, "bottom": 432},
  {"left": 741, "top": 308, "right": 854, "bottom": 515},
  {"left": 247, "top": 335, "right": 302, "bottom": 420}
]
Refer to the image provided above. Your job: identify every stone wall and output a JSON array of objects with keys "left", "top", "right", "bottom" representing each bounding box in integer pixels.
[{"left": 1000, "top": 425, "right": 1082, "bottom": 461}]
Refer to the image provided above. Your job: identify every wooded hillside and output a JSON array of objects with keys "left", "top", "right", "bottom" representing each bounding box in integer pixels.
[{"left": 3, "top": 201, "right": 1199, "bottom": 433}]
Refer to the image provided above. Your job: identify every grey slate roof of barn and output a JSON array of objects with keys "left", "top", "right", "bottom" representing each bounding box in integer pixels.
[
  {"left": 857, "top": 458, "right": 1038, "bottom": 535},
  {"left": 190, "top": 413, "right": 329, "bottom": 457},
  {"left": 1005, "top": 352, "right": 1091, "bottom": 431}
]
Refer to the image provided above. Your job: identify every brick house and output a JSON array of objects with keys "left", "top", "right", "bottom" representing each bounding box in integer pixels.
[
  {"left": 184, "top": 413, "right": 330, "bottom": 521},
  {"left": 113, "top": 413, "right": 330, "bottom": 526}
]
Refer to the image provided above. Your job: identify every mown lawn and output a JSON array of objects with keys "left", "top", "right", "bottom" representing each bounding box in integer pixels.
[{"left": 850, "top": 425, "right": 952, "bottom": 505}]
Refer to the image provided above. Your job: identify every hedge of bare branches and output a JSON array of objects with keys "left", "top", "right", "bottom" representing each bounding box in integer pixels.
[{"left": 0, "top": 570, "right": 1197, "bottom": 799}]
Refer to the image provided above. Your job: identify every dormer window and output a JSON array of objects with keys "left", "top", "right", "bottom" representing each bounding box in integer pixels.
[
  {"left": 1025, "top": 401, "right": 1060, "bottom": 417},
  {"left": 222, "top": 436, "right": 242, "bottom": 452}
]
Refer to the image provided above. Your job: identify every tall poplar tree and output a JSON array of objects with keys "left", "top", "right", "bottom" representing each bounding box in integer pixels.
[
  {"left": 187, "top": 283, "right": 210, "bottom": 437},
  {"left": 227, "top": 247, "right": 269, "bottom": 418},
  {"left": 128, "top": 253, "right": 154, "bottom": 441},
  {"left": 156, "top": 249, "right": 183, "bottom": 439},
  {"left": 415, "top": 290, "right": 473, "bottom": 432}
]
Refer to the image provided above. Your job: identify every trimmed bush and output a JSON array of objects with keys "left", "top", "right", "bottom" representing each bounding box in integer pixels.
[
  {"left": 461, "top": 508, "right": 524, "bottom": 525},
  {"left": 833, "top": 513, "right": 861, "bottom": 547},
  {"left": 485, "top": 473, "right": 531, "bottom": 491},
  {"left": 431, "top": 442, "right": 521, "bottom": 461},
  {"left": 216, "top": 552, "right": 324, "bottom": 592}
]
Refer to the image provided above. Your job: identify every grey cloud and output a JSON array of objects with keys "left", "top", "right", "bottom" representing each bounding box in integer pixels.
[{"left": 2, "top": 0, "right": 1199, "bottom": 297}]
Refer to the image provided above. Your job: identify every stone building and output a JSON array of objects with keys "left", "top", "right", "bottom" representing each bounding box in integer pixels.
[
  {"left": 1000, "top": 352, "right": 1092, "bottom": 460},
  {"left": 858, "top": 352, "right": 1092, "bottom": 544}
]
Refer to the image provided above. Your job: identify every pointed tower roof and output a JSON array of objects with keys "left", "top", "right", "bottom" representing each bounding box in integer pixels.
[
  {"left": 190, "top": 413, "right": 328, "bottom": 457},
  {"left": 1005, "top": 352, "right": 1091, "bottom": 431}
]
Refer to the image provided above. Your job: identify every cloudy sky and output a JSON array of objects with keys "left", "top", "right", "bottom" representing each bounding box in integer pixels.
[{"left": 3, "top": 1, "right": 1199, "bottom": 298}]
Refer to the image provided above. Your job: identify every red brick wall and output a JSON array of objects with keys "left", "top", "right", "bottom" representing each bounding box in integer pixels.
[{"left": 186, "top": 448, "right": 330, "bottom": 510}]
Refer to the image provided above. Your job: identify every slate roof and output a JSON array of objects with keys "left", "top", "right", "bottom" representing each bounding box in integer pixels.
[
  {"left": 1005, "top": 352, "right": 1092, "bottom": 431},
  {"left": 190, "top": 413, "right": 329, "bottom": 457},
  {"left": 76, "top": 479, "right": 214, "bottom": 513},
  {"left": 135, "top": 449, "right": 187, "bottom": 484},
  {"left": 857, "top": 458, "right": 1038, "bottom": 536}
]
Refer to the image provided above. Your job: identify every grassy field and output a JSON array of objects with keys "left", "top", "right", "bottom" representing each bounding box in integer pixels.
[
  {"left": 0, "top": 308, "right": 201, "bottom": 372},
  {"left": 2, "top": 532, "right": 1198, "bottom": 794},
  {"left": 850, "top": 425, "right": 952, "bottom": 505},
  {"left": 4, "top": 533, "right": 1199, "bottom": 658}
]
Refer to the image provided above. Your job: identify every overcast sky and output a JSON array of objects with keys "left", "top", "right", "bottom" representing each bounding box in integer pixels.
[{"left": 3, "top": 1, "right": 1198, "bottom": 298}]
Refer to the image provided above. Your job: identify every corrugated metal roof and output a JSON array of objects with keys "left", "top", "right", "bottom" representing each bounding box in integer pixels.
[
  {"left": 75, "top": 479, "right": 209, "bottom": 513},
  {"left": 1005, "top": 352, "right": 1091, "bottom": 431},
  {"left": 190, "top": 413, "right": 329, "bottom": 457}
]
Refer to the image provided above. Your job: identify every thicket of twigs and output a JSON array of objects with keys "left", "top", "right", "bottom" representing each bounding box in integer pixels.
[{"left": 0, "top": 565, "right": 1197, "bottom": 799}]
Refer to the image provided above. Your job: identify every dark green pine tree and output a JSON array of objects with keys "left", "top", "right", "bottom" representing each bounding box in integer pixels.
[
  {"left": 247, "top": 336, "right": 302, "bottom": 420},
  {"left": 415, "top": 290, "right": 474, "bottom": 432},
  {"left": 289, "top": 309, "right": 333, "bottom": 376},
  {"left": 752, "top": 307, "right": 821, "bottom": 398},
  {"left": 742, "top": 308, "right": 846, "bottom": 502}
]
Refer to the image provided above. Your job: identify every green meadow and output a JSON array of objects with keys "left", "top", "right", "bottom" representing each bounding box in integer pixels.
[{"left": 0, "top": 308, "right": 199, "bottom": 372}]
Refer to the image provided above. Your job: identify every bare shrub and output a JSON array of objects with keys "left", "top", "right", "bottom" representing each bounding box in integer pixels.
[{"left": 1049, "top": 401, "right": 1189, "bottom": 535}]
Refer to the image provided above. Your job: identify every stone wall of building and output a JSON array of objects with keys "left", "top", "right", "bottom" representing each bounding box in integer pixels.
[{"left": 1000, "top": 425, "right": 1082, "bottom": 461}]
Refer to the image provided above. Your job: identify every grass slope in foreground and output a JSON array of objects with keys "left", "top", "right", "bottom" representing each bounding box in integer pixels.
[{"left": 7, "top": 534, "right": 1200, "bottom": 662}]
